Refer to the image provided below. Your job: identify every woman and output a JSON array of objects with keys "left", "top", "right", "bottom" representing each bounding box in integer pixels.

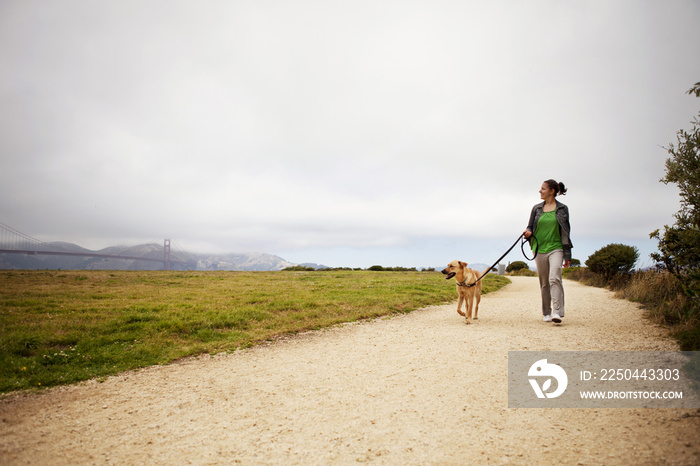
[{"left": 523, "top": 179, "right": 572, "bottom": 323}]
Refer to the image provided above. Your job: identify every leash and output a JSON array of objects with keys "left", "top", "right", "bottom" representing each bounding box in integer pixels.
[
  {"left": 462, "top": 233, "right": 539, "bottom": 288},
  {"left": 521, "top": 234, "right": 538, "bottom": 261}
]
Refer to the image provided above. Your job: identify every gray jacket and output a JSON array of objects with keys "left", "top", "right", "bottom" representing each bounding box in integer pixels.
[{"left": 526, "top": 200, "right": 573, "bottom": 260}]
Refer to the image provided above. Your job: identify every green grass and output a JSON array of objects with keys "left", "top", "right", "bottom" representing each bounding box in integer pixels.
[{"left": 0, "top": 270, "right": 509, "bottom": 393}]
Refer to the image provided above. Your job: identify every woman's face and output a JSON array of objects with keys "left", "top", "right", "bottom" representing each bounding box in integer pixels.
[{"left": 539, "top": 183, "right": 554, "bottom": 200}]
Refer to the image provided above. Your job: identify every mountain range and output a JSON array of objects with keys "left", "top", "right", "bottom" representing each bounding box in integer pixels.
[{"left": 0, "top": 242, "right": 301, "bottom": 271}]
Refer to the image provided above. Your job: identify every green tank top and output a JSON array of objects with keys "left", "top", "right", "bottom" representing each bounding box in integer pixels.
[{"left": 533, "top": 210, "right": 563, "bottom": 255}]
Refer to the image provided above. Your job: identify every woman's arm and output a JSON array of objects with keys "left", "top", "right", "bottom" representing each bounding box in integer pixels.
[{"left": 523, "top": 205, "right": 538, "bottom": 238}]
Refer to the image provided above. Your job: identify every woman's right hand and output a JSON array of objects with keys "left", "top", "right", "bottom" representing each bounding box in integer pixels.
[{"left": 523, "top": 230, "right": 532, "bottom": 239}]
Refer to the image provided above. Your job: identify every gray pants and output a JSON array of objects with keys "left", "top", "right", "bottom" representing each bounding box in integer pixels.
[{"left": 534, "top": 249, "right": 565, "bottom": 316}]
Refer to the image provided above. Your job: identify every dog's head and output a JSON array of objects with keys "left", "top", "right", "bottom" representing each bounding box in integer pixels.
[{"left": 441, "top": 260, "right": 467, "bottom": 280}]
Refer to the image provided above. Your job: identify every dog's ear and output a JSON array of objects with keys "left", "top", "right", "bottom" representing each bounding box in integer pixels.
[{"left": 459, "top": 261, "right": 468, "bottom": 268}]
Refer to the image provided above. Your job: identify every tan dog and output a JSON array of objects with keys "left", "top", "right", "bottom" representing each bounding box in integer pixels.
[{"left": 441, "top": 261, "right": 490, "bottom": 324}]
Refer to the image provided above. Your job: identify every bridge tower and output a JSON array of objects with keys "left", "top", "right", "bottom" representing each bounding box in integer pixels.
[{"left": 163, "top": 239, "right": 171, "bottom": 271}]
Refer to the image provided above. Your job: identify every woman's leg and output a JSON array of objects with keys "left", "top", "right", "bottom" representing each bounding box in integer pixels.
[
  {"left": 534, "top": 252, "right": 552, "bottom": 316},
  {"left": 548, "top": 250, "right": 565, "bottom": 317}
]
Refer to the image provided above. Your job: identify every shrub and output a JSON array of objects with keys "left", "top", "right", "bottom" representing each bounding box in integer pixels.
[
  {"left": 506, "top": 261, "right": 528, "bottom": 273},
  {"left": 651, "top": 83, "right": 700, "bottom": 281},
  {"left": 562, "top": 267, "right": 607, "bottom": 287},
  {"left": 510, "top": 268, "right": 537, "bottom": 277},
  {"left": 645, "top": 82, "right": 700, "bottom": 348},
  {"left": 675, "top": 326, "right": 700, "bottom": 351},
  {"left": 367, "top": 266, "right": 417, "bottom": 272},
  {"left": 585, "top": 244, "right": 639, "bottom": 280},
  {"left": 282, "top": 266, "right": 315, "bottom": 271}
]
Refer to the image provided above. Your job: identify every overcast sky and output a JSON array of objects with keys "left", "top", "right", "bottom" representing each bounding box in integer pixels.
[{"left": 1, "top": 0, "right": 699, "bottom": 269}]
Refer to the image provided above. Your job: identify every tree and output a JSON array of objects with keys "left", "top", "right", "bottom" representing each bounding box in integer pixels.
[
  {"left": 586, "top": 244, "right": 639, "bottom": 280},
  {"left": 651, "top": 81, "right": 700, "bottom": 278}
]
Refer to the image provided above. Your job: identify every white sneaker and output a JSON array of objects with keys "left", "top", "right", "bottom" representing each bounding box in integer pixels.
[
  {"left": 543, "top": 315, "right": 552, "bottom": 322},
  {"left": 551, "top": 313, "right": 562, "bottom": 323}
]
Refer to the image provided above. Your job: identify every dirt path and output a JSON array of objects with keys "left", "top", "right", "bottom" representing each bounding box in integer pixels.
[{"left": 1, "top": 277, "right": 699, "bottom": 465}]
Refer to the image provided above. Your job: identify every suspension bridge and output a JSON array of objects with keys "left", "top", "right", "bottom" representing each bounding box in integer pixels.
[{"left": 0, "top": 222, "right": 192, "bottom": 270}]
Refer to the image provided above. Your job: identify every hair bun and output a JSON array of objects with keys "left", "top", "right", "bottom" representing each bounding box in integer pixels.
[{"left": 544, "top": 179, "right": 567, "bottom": 196}]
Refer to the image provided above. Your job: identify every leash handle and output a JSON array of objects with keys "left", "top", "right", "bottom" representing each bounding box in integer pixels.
[{"left": 521, "top": 234, "right": 539, "bottom": 261}]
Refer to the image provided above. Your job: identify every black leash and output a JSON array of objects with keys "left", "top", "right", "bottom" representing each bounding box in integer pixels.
[
  {"left": 521, "top": 234, "right": 539, "bottom": 261},
  {"left": 463, "top": 233, "right": 538, "bottom": 288}
]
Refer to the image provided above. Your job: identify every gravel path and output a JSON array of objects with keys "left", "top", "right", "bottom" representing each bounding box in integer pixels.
[{"left": 1, "top": 276, "right": 699, "bottom": 465}]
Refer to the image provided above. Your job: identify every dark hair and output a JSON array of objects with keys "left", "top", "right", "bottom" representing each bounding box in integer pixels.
[{"left": 544, "top": 179, "right": 567, "bottom": 196}]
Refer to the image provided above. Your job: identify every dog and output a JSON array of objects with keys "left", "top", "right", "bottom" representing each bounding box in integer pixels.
[{"left": 441, "top": 261, "right": 490, "bottom": 324}]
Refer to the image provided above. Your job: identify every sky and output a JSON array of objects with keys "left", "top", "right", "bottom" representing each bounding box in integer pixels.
[{"left": 1, "top": 0, "right": 699, "bottom": 269}]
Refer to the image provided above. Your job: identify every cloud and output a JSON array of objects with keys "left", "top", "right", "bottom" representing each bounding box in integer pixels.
[{"left": 1, "top": 0, "right": 699, "bottom": 267}]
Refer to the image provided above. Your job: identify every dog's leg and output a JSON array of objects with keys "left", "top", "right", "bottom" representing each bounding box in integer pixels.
[
  {"left": 474, "top": 291, "right": 481, "bottom": 320},
  {"left": 456, "top": 293, "right": 466, "bottom": 316},
  {"left": 465, "top": 293, "right": 473, "bottom": 324}
]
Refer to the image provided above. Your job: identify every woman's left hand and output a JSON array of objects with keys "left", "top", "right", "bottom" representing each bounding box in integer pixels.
[{"left": 564, "top": 260, "right": 571, "bottom": 268}]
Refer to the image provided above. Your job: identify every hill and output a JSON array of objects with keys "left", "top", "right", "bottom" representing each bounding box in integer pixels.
[{"left": 0, "top": 242, "right": 295, "bottom": 271}]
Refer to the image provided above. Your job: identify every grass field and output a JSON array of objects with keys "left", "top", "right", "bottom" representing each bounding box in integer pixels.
[{"left": 0, "top": 270, "right": 509, "bottom": 393}]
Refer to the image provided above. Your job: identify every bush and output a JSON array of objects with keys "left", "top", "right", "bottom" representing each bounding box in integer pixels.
[
  {"left": 652, "top": 84, "right": 700, "bottom": 281},
  {"left": 510, "top": 268, "right": 537, "bottom": 277},
  {"left": 585, "top": 244, "right": 639, "bottom": 280},
  {"left": 675, "top": 326, "right": 700, "bottom": 351},
  {"left": 562, "top": 267, "right": 607, "bottom": 286},
  {"left": 367, "top": 266, "right": 417, "bottom": 272},
  {"left": 644, "top": 81, "right": 700, "bottom": 348},
  {"left": 282, "top": 266, "right": 315, "bottom": 271},
  {"left": 506, "top": 261, "right": 528, "bottom": 273}
]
